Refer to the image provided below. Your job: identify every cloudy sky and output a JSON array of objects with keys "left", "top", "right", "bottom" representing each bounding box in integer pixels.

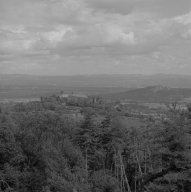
[{"left": 0, "top": 0, "right": 191, "bottom": 75}]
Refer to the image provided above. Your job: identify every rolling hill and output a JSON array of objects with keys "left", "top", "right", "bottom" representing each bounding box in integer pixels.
[
  {"left": 103, "top": 86, "right": 191, "bottom": 102},
  {"left": 0, "top": 74, "right": 191, "bottom": 87},
  {"left": 1, "top": 74, "right": 191, "bottom": 99}
]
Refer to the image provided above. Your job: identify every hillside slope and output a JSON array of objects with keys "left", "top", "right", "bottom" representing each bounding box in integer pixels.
[{"left": 106, "top": 86, "right": 191, "bottom": 102}]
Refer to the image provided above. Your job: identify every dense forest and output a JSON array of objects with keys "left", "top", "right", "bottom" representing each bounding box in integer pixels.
[{"left": 0, "top": 96, "right": 191, "bottom": 192}]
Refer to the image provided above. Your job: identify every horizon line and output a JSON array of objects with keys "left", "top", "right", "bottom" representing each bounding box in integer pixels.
[{"left": 0, "top": 73, "right": 191, "bottom": 77}]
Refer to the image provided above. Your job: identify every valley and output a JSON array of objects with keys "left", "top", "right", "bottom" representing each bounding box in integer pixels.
[{"left": 1, "top": 74, "right": 191, "bottom": 191}]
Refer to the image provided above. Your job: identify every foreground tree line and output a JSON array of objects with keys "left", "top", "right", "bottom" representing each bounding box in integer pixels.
[{"left": 0, "top": 99, "right": 191, "bottom": 192}]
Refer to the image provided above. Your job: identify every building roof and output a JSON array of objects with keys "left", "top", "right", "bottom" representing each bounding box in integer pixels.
[
  {"left": 60, "top": 94, "right": 69, "bottom": 98},
  {"left": 69, "top": 93, "right": 88, "bottom": 98}
]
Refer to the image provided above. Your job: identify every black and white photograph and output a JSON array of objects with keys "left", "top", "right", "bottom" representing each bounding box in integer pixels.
[{"left": 0, "top": 0, "right": 191, "bottom": 191}]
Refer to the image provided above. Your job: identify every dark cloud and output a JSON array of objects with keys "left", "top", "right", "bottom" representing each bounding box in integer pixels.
[
  {"left": 85, "top": 0, "right": 134, "bottom": 15},
  {"left": 150, "top": 0, "right": 191, "bottom": 18}
]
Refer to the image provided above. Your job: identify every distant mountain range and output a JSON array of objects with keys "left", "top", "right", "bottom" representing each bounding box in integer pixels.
[
  {"left": 103, "top": 85, "right": 191, "bottom": 102},
  {"left": 0, "top": 74, "right": 191, "bottom": 88}
]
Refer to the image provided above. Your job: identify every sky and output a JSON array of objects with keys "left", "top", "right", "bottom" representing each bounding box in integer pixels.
[{"left": 0, "top": 0, "right": 191, "bottom": 75}]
